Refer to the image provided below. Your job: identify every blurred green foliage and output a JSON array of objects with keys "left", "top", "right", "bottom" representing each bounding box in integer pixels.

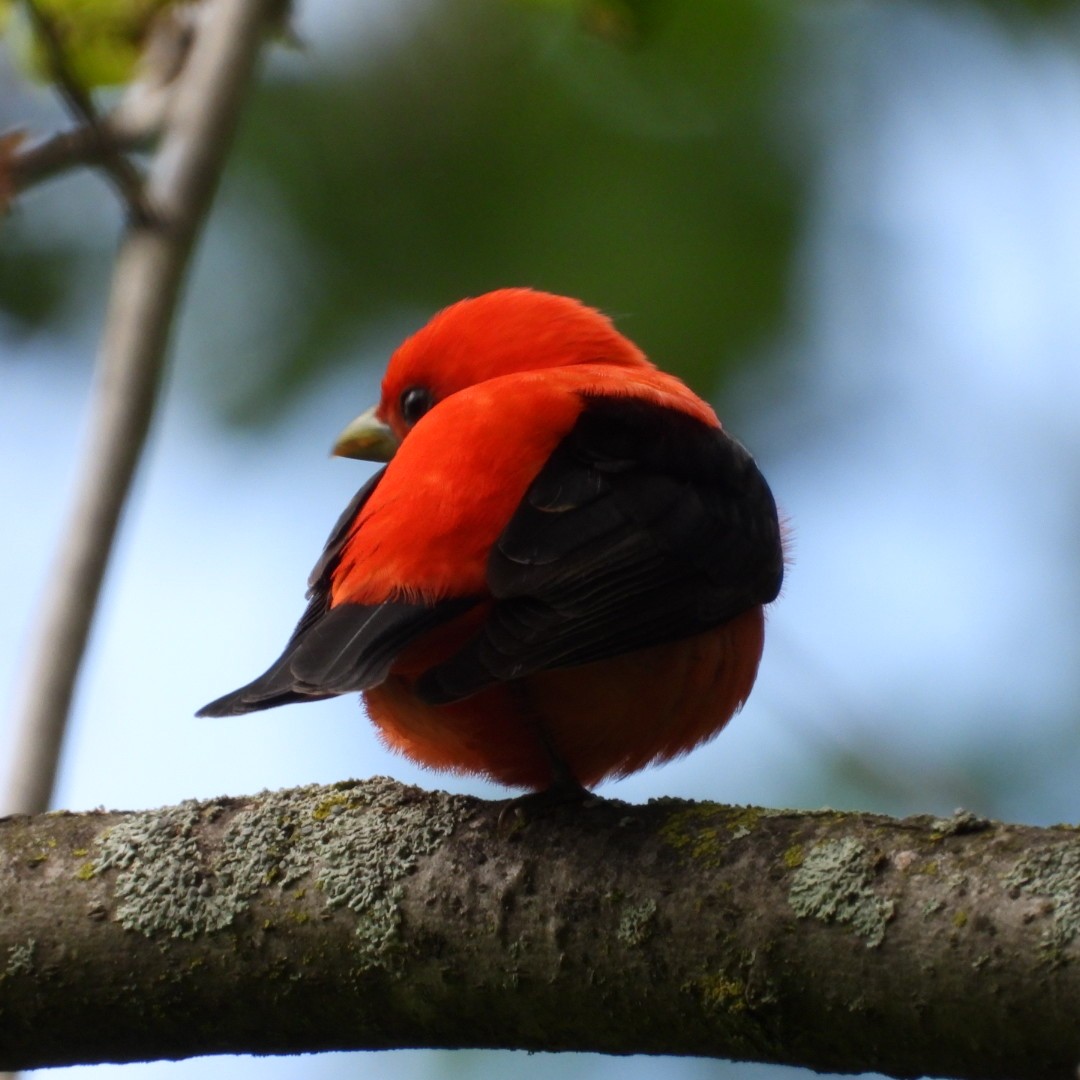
[
  {"left": 0, "top": 0, "right": 174, "bottom": 87},
  {"left": 1, "top": 0, "right": 1074, "bottom": 417},
  {"left": 227, "top": 0, "right": 799, "bottom": 419},
  {"left": 1, "top": 0, "right": 803, "bottom": 420},
  {"left": 0, "top": 231, "right": 65, "bottom": 327}
]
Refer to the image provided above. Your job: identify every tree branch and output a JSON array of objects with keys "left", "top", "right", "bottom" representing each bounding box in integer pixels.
[
  {"left": 5, "top": 119, "right": 146, "bottom": 197},
  {"left": 6, "top": 5, "right": 208, "bottom": 204},
  {"left": 21, "top": 0, "right": 152, "bottom": 222},
  {"left": 1, "top": 778, "right": 1077, "bottom": 1078},
  {"left": 2, "top": 0, "right": 275, "bottom": 816}
]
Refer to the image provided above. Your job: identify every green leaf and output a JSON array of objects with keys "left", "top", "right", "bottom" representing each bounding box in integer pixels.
[{"left": 2, "top": 0, "right": 176, "bottom": 88}]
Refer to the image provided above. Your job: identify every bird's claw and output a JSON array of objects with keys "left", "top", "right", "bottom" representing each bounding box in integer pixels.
[{"left": 497, "top": 779, "right": 598, "bottom": 833}]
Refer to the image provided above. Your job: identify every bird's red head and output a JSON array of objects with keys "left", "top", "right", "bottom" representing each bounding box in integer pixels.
[
  {"left": 378, "top": 289, "right": 652, "bottom": 443},
  {"left": 332, "top": 289, "right": 658, "bottom": 461}
]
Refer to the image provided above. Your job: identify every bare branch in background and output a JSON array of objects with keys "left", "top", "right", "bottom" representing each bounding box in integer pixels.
[
  {"left": 6, "top": 120, "right": 144, "bottom": 196},
  {"left": 2, "top": 0, "right": 276, "bottom": 816},
  {"left": 5, "top": 5, "right": 207, "bottom": 203},
  {"left": 20, "top": 0, "right": 152, "bottom": 222}
]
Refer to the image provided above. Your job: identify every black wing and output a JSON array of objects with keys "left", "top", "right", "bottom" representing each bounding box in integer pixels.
[
  {"left": 198, "top": 469, "right": 476, "bottom": 716},
  {"left": 417, "top": 395, "right": 783, "bottom": 705}
]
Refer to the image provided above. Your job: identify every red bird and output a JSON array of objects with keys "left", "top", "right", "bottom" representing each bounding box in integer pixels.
[{"left": 199, "top": 289, "right": 784, "bottom": 792}]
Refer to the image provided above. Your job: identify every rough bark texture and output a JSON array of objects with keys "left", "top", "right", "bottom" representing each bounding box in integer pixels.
[{"left": 0, "top": 777, "right": 1077, "bottom": 1077}]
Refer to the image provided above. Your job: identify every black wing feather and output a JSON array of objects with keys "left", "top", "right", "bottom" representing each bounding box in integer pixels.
[
  {"left": 201, "top": 396, "right": 783, "bottom": 718},
  {"left": 417, "top": 395, "right": 783, "bottom": 704},
  {"left": 198, "top": 468, "right": 477, "bottom": 716}
]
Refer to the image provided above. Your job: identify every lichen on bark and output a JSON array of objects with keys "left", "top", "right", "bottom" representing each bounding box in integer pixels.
[{"left": 89, "top": 777, "right": 467, "bottom": 964}]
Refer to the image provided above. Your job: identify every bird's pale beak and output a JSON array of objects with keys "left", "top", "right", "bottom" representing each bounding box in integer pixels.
[{"left": 332, "top": 406, "right": 399, "bottom": 462}]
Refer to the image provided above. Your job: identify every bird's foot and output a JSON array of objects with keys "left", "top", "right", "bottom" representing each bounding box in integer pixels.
[{"left": 497, "top": 777, "right": 599, "bottom": 832}]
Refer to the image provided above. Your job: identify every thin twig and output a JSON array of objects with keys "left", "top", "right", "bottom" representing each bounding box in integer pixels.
[
  {"left": 7, "top": 5, "right": 208, "bottom": 201},
  {"left": 21, "top": 0, "right": 153, "bottom": 223},
  {"left": 3, "top": 0, "right": 275, "bottom": 816},
  {"left": 7, "top": 119, "right": 146, "bottom": 194}
]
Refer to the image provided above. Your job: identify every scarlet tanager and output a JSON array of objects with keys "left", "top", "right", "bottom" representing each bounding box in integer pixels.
[{"left": 199, "top": 289, "right": 784, "bottom": 792}]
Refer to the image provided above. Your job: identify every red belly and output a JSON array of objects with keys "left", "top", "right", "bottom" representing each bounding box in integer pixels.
[{"left": 362, "top": 606, "right": 765, "bottom": 790}]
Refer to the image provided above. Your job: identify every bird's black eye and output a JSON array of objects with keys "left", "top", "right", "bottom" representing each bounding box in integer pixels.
[{"left": 399, "top": 386, "right": 434, "bottom": 426}]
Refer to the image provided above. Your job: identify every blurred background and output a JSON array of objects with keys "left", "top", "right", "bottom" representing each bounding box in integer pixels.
[{"left": 3, "top": 0, "right": 1080, "bottom": 1078}]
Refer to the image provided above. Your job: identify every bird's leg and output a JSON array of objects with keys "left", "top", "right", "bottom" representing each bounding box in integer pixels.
[
  {"left": 497, "top": 686, "right": 595, "bottom": 829},
  {"left": 513, "top": 680, "right": 587, "bottom": 791}
]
